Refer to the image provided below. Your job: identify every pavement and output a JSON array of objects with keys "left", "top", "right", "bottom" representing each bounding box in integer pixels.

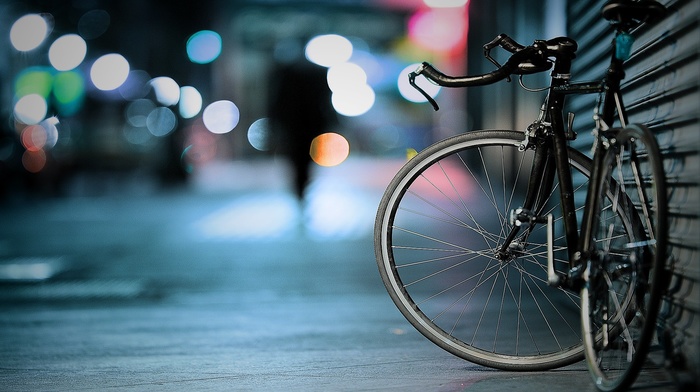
[{"left": 0, "top": 158, "right": 681, "bottom": 391}]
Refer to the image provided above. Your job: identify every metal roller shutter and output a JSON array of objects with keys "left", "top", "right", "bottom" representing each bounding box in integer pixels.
[{"left": 567, "top": 0, "right": 700, "bottom": 384}]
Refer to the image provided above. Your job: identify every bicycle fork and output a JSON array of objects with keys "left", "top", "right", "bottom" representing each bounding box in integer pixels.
[
  {"left": 497, "top": 121, "right": 581, "bottom": 289},
  {"left": 496, "top": 135, "right": 558, "bottom": 272}
]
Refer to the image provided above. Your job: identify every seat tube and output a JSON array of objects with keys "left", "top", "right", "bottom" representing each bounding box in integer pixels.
[{"left": 577, "top": 144, "right": 611, "bottom": 259}]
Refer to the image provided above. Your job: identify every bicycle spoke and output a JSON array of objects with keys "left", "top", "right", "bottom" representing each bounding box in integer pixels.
[{"left": 376, "top": 131, "right": 591, "bottom": 369}]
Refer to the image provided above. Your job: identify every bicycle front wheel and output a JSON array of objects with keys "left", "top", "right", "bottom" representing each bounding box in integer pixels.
[
  {"left": 375, "top": 130, "right": 588, "bottom": 370},
  {"left": 581, "top": 124, "right": 668, "bottom": 391}
]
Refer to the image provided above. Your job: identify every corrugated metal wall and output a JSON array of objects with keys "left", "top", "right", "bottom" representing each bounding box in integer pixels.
[{"left": 567, "top": 0, "right": 700, "bottom": 384}]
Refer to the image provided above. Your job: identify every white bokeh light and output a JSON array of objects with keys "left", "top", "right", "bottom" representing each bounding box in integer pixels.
[
  {"left": 10, "top": 14, "right": 49, "bottom": 51},
  {"left": 90, "top": 53, "right": 130, "bottom": 91},
  {"left": 178, "top": 86, "right": 202, "bottom": 118},
  {"left": 424, "top": 0, "right": 469, "bottom": 7},
  {"left": 150, "top": 76, "right": 180, "bottom": 106},
  {"left": 247, "top": 118, "right": 271, "bottom": 151},
  {"left": 203, "top": 100, "right": 240, "bottom": 134},
  {"left": 331, "top": 84, "right": 375, "bottom": 117},
  {"left": 49, "top": 34, "right": 87, "bottom": 71},
  {"left": 14, "top": 94, "right": 48, "bottom": 125},
  {"left": 398, "top": 63, "right": 441, "bottom": 103},
  {"left": 305, "top": 34, "right": 353, "bottom": 67},
  {"left": 326, "top": 62, "right": 367, "bottom": 92}
]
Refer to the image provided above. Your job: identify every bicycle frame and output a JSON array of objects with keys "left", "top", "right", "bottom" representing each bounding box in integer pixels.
[
  {"left": 507, "top": 29, "right": 631, "bottom": 290},
  {"left": 380, "top": 1, "right": 668, "bottom": 379}
]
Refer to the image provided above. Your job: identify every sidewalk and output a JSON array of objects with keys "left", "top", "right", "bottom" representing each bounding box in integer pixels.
[{"left": 0, "top": 158, "right": 679, "bottom": 391}]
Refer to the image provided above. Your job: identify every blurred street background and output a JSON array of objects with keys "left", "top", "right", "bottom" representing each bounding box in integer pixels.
[
  {"left": 0, "top": 0, "right": 694, "bottom": 391},
  {"left": 0, "top": 156, "right": 678, "bottom": 391}
]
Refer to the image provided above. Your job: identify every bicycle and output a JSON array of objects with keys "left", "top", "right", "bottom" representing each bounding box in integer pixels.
[{"left": 374, "top": 1, "right": 668, "bottom": 391}]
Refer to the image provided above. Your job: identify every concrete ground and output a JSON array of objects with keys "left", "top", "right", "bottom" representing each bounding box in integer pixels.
[{"left": 0, "top": 159, "right": 680, "bottom": 391}]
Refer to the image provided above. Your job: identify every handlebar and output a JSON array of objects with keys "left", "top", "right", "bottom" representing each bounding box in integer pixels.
[{"left": 409, "top": 34, "right": 577, "bottom": 110}]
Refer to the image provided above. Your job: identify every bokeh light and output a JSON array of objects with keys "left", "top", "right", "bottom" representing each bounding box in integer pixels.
[
  {"left": 150, "top": 77, "right": 180, "bottom": 106},
  {"left": 178, "top": 86, "right": 202, "bottom": 118},
  {"left": 126, "top": 99, "right": 156, "bottom": 127},
  {"left": 49, "top": 34, "right": 87, "bottom": 71},
  {"left": 398, "top": 63, "right": 441, "bottom": 103},
  {"left": 247, "top": 118, "right": 271, "bottom": 151},
  {"left": 326, "top": 60, "right": 375, "bottom": 116},
  {"left": 14, "top": 94, "right": 48, "bottom": 125},
  {"left": 182, "top": 119, "right": 218, "bottom": 172},
  {"left": 52, "top": 71, "right": 85, "bottom": 116},
  {"left": 310, "top": 132, "right": 350, "bottom": 167},
  {"left": 305, "top": 34, "right": 353, "bottom": 67},
  {"left": 331, "top": 84, "right": 375, "bottom": 117},
  {"left": 22, "top": 150, "right": 47, "bottom": 173},
  {"left": 78, "top": 9, "right": 110, "bottom": 39},
  {"left": 15, "top": 67, "right": 53, "bottom": 99},
  {"left": 10, "top": 14, "right": 50, "bottom": 51},
  {"left": 408, "top": 8, "right": 468, "bottom": 54},
  {"left": 40, "top": 117, "right": 60, "bottom": 149},
  {"left": 119, "top": 70, "right": 151, "bottom": 100},
  {"left": 326, "top": 62, "right": 367, "bottom": 92},
  {"left": 424, "top": 0, "right": 469, "bottom": 7},
  {"left": 203, "top": 100, "right": 240, "bottom": 134},
  {"left": 349, "top": 50, "right": 384, "bottom": 87},
  {"left": 186, "top": 30, "right": 222, "bottom": 64},
  {"left": 90, "top": 53, "right": 130, "bottom": 91},
  {"left": 20, "top": 118, "right": 59, "bottom": 152},
  {"left": 146, "top": 107, "right": 177, "bottom": 137},
  {"left": 21, "top": 125, "right": 48, "bottom": 152}
]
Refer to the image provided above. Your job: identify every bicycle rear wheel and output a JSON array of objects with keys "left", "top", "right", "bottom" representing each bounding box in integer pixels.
[
  {"left": 375, "top": 130, "right": 587, "bottom": 370},
  {"left": 581, "top": 124, "right": 668, "bottom": 391}
]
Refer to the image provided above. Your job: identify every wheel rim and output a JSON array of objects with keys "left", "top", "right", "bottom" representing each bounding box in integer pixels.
[
  {"left": 376, "top": 132, "right": 588, "bottom": 369},
  {"left": 581, "top": 126, "right": 667, "bottom": 391}
]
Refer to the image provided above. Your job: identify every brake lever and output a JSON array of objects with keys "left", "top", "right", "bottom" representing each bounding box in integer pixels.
[
  {"left": 484, "top": 51, "right": 512, "bottom": 83},
  {"left": 483, "top": 35, "right": 513, "bottom": 83},
  {"left": 409, "top": 71, "right": 440, "bottom": 111},
  {"left": 484, "top": 47, "right": 503, "bottom": 70}
]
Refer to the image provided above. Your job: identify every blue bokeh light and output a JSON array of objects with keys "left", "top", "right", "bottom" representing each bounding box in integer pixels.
[{"left": 186, "top": 30, "right": 222, "bottom": 64}]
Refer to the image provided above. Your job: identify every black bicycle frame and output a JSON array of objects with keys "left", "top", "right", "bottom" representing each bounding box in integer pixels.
[{"left": 505, "top": 29, "right": 629, "bottom": 287}]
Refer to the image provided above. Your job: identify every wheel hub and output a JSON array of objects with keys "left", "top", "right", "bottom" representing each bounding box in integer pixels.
[{"left": 496, "top": 241, "right": 525, "bottom": 262}]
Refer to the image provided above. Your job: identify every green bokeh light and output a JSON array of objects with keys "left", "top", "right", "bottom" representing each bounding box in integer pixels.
[
  {"left": 53, "top": 71, "right": 85, "bottom": 116},
  {"left": 15, "top": 67, "right": 54, "bottom": 99}
]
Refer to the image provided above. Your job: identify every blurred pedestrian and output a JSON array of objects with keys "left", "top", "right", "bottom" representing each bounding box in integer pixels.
[{"left": 267, "top": 41, "right": 335, "bottom": 200}]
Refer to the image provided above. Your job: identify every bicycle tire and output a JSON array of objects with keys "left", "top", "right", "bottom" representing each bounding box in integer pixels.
[
  {"left": 581, "top": 124, "right": 668, "bottom": 391},
  {"left": 375, "top": 130, "right": 589, "bottom": 370}
]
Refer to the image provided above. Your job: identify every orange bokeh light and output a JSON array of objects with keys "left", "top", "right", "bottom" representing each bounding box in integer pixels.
[{"left": 310, "top": 132, "right": 350, "bottom": 167}]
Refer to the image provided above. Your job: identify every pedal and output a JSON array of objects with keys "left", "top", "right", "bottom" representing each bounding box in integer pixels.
[{"left": 546, "top": 214, "right": 560, "bottom": 287}]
